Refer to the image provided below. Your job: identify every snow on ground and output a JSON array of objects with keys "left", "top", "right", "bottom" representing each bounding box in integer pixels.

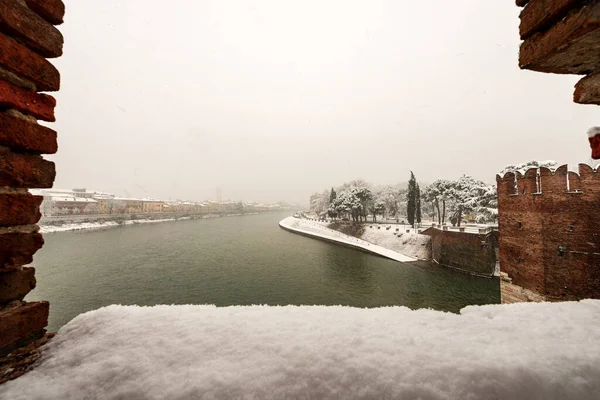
[
  {"left": 351, "top": 224, "right": 431, "bottom": 260},
  {"left": 280, "top": 217, "right": 415, "bottom": 262},
  {"left": 39, "top": 217, "right": 193, "bottom": 234},
  {"left": 2, "top": 301, "right": 599, "bottom": 400}
]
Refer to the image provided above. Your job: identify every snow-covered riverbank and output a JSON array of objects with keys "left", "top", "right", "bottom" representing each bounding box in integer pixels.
[
  {"left": 2, "top": 301, "right": 599, "bottom": 399},
  {"left": 38, "top": 212, "right": 265, "bottom": 234},
  {"left": 279, "top": 217, "right": 415, "bottom": 262},
  {"left": 327, "top": 221, "right": 432, "bottom": 261},
  {"left": 38, "top": 217, "right": 192, "bottom": 234}
]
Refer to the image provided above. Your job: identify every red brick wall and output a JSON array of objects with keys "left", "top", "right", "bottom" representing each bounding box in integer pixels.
[
  {"left": 422, "top": 228, "right": 498, "bottom": 277},
  {"left": 497, "top": 164, "right": 600, "bottom": 301},
  {"left": 0, "top": 0, "right": 64, "bottom": 356}
]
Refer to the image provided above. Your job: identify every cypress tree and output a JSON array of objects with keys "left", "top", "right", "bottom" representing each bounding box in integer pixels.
[
  {"left": 329, "top": 187, "right": 336, "bottom": 205},
  {"left": 407, "top": 171, "right": 416, "bottom": 226},
  {"left": 416, "top": 183, "right": 422, "bottom": 223}
]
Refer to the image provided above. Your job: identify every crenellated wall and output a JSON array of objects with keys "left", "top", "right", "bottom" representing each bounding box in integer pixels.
[
  {"left": 0, "top": 0, "right": 64, "bottom": 381},
  {"left": 497, "top": 164, "right": 600, "bottom": 302}
]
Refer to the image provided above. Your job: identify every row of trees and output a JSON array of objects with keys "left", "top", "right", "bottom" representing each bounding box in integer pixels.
[
  {"left": 316, "top": 174, "right": 425, "bottom": 224},
  {"left": 311, "top": 160, "right": 556, "bottom": 227},
  {"left": 422, "top": 175, "right": 497, "bottom": 227},
  {"left": 314, "top": 174, "right": 499, "bottom": 227}
]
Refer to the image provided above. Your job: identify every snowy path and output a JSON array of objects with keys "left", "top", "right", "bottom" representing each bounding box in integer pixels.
[
  {"left": 2, "top": 301, "right": 599, "bottom": 399},
  {"left": 279, "top": 217, "right": 416, "bottom": 262}
]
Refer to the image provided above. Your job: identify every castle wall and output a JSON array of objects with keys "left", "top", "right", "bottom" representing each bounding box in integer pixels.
[{"left": 497, "top": 164, "right": 600, "bottom": 302}]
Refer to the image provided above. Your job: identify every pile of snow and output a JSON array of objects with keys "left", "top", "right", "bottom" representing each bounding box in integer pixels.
[
  {"left": 2, "top": 302, "right": 599, "bottom": 399},
  {"left": 280, "top": 217, "right": 415, "bottom": 262}
]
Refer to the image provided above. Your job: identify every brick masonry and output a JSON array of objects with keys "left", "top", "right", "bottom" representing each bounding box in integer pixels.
[
  {"left": 0, "top": 0, "right": 63, "bottom": 58},
  {"left": 0, "top": 31, "right": 60, "bottom": 91},
  {"left": 421, "top": 228, "right": 498, "bottom": 277},
  {"left": 497, "top": 165, "right": 600, "bottom": 302},
  {"left": 0, "top": 232, "right": 44, "bottom": 272},
  {"left": 0, "top": 147, "right": 55, "bottom": 188},
  {"left": 0, "top": 79, "right": 56, "bottom": 122},
  {"left": 0, "top": 113, "right": 58, "bottom": 154},
  {"left": 0, "top": 0, "right": 63, "bottom": 371},
  {"left": 0, "top": 267, "right": 35, "bottom": 303},
  {"left": 516, "top": 0, "right": 600, "bottom": 107},
  {"left": 574, "top": 73, "right": 600, "bottom": 105},
  {"left": 0, "top": 301, "right": 49, "bottom": 354}
]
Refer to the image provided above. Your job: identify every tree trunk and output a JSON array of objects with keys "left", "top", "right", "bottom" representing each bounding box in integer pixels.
[
  {"left": 457, "top": 206, "right": 462, "bottom": 227},
  {"left": 442, "top": 200, "right": 446, "bottom": 224}
]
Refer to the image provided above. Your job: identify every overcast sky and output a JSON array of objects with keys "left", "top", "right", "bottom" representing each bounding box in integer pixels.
[{"left": 48, "top": 0, "right": 598, "bottom": 204}]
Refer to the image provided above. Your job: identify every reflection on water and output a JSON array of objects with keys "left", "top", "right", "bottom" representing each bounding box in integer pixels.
[{"left": 27, "top": 212, "right": 499, "bottom": 331}]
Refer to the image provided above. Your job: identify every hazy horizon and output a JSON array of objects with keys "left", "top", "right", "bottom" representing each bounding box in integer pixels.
[{"left": 47, "top": 0, "right": 598, "bottom": 204}]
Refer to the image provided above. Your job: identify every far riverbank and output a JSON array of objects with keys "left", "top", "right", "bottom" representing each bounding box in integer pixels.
[{"left": 39, "top": 212, "right": 265, "bottom": 233}]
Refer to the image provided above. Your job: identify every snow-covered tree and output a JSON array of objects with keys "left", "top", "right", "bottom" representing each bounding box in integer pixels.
[
  {"left": 369, "top": 200, "right": 386, "bottom": 222},
  {"left": 423, "top": 180, "right": 451, "bottom": 224},
  {"left": 498, "top": 160, "right": 557, "bottom": 198},
  {"left": 373, "top": 184, "right": 406, "bottom": 219},
  {"left": 329, "top": 185, "right": 374, "bottom": 223},
  {"left": 499, "top": 160, "right": 557, "bottom": 176},
  {"left": 444, "top": 175, "right": 497, "bottom": 227}
]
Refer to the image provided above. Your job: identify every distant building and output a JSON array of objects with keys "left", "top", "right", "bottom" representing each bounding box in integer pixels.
[
  {"left": 30, "top": 187, "right": 282, "bottom": 218},
  {"left": 142, "top": 199, "right": 165, "bottom": 213},
  {"left": 49, "top": 196, "right": 98, "bottom": 215}
]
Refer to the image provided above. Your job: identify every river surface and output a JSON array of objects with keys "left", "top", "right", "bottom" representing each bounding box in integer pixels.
[{"left": 27, "top": 212, "right": 500, "bottom": 331}]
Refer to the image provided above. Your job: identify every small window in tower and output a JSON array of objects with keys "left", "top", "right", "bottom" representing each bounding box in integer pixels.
[
  {"left": 518, "top": 222, "right": 523, "bottom": 229},
  {"left": 569, "top": 225, "right": 574, "bottom": 232}
]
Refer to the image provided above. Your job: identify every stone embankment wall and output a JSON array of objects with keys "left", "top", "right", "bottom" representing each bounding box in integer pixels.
[
  {"left": 328, "top": 222, "right": 431, "bottom": 261},
  {"left": 516, "top": 0, "right": 600, "bottom": 105},
  {"left": 0, "top": 0, "right": 64, "bottom": 382},
  {"left": 497, "top": 165, "right": 600, "bottom": 303},
  {"left": 421, "top": 228, "right": 498, "bottom": 277}
]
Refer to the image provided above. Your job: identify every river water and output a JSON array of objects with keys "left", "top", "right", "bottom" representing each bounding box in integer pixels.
[{"left": 27, "top": 212, "right": 500, "bottom": 331}]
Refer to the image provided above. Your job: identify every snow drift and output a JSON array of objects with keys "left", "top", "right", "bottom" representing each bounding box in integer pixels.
[{"left": 2, "top": 301, "right": 599, "bottom": 400}]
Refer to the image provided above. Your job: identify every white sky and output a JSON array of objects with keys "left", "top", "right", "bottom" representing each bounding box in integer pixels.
[{"left": 48, "top": 0, "right": 598, "bottom": 204}]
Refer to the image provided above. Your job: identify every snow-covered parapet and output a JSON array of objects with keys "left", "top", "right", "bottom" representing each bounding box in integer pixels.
[
  {"left": 497, "top": 160, "right": 558, "bottom": 177},
  {"left": 2, "top": 302, "right": 600, "bottom": 399}
]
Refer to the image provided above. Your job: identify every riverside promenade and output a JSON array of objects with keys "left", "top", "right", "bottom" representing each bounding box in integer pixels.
[{"left": 279, "top": 217, "right": 415, "bottom": 262}]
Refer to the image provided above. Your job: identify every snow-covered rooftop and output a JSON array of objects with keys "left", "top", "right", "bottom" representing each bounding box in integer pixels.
[
  {"left": 50, "top": 196, "right": 97, "bottom": 203},
  {"left": 2, "top": 301, "right": 599, "bottom": 399}
]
